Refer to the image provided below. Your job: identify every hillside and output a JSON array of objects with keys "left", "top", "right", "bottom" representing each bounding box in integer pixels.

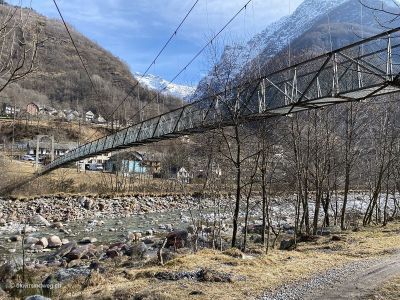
[{"left": 0, "top": 2, "right": 183, "bottom": 123}]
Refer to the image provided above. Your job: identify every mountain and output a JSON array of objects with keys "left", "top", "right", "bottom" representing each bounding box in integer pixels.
[
  {"left": 134, "top": 73, "right": 196, "bottom": 101},
  {"left": 0, "top": 2, "right": 182, "bottom": 121},
  {"left": 193, "top": 0, "right": 398, "bottom": 99}
]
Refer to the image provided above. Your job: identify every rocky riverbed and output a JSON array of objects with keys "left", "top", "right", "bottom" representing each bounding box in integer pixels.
[
  {"left": 0, "top": 192, "right": 396, "bottom": 299},
  {"left": 0, "top": 195, "right": 234, "bottom": 259}
]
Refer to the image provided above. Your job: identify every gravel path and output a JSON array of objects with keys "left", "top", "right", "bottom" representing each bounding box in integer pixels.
[{"left": 261, "top": 251, "right": 400, "bottom": 300}]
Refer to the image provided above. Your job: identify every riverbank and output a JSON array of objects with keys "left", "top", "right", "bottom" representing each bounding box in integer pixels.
[{"left": 1, "top": 221, "right": 398, "bottom": 300}]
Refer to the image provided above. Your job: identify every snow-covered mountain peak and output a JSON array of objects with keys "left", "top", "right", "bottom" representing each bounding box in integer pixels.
[{"left": 134, "top": 72, "right": 196, "bottom": 101}]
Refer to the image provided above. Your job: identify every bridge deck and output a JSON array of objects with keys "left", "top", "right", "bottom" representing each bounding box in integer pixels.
[{"left": 42, "top": 28, "right": 400, "bottom": 174}]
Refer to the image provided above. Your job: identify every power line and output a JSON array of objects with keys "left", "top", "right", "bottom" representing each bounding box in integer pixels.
[
  {"left": 125, "top": 0, "right": 254, "bottom": 125},
  {"left": 105, "top": 0, "right": 201, "bottom": 120},
  {"left": 52, "top": 0, "right": 99, "bottom": 97},
  {"left": 83, "top": 0, "right": 201, "bottom": 143}
]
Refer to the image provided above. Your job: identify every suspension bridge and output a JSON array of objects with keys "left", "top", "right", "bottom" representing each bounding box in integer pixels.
[{"left": 41, "top": 28, "right": 400, "bottom": 174}]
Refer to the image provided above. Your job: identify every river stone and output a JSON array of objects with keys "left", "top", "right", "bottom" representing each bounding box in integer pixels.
[
  {"left": 42, "top": 267, "right": 90, "bottom": 290},
  {"left": 48, "top": 235, "right": 62, "bottom": 248},
  {"left": 127, "top": 242, "right": 147, "bottom": 258},
  {"left": 166, "top": 230, "right": 189, "bottom": 248},
  {"left": 10, "top": 235, "right": 22, "bottom": 242},
  {"left": 142, "top": 237, "right": 155, "bottom": 245},
  {"left": 0, "top": 218, "right": 6, "bottom": 226},
  {"left": 79, "top": 237, "right": 97, "bottom": 244},
  {"left": 25, "top": 236, "right": 39, "bottom": 245},
  {"left": 187, "top": 225, "right": 196, "bottom": 234},
  {"left": 22, "top": 225, "right": 37, "bottom": 233},
  {"left": 128, "top": 232, "right": 142, "bottom": 241},
  {"left": 106, "top": 249, "right": 120, "bottom": 258},
  {"left": 61, "top": 238, "right": 69, "bottom": 245},
  {"left": 0, "top": 259, "right": 23, "bottom": 281},
  {"left": 53, "top": 241, "right": 77, "bottom": 258},
  {"left": 52, "top": 222, "right": 63, "bottom": 229},
  {"left": 66, "top": 245, "right": 90, "bottom": 260},
  {"left": 280, "top": 239, "right": 295, "bottom": 250},
  {"left": 36, "top": 237, "right": 49, "bottom": 248},
  {"left": 31, "top": 244, "right": 44, "bottom": 251},
  {"left": 78, "top": 196, "right": 87, "bottom": 207},
  {"left": 83, "top": 198, "right": 93, "bottom": 210},
  {"left": 67, "top": 259, "right": 85, "bottom": 268},
  {"left": 29, "top": 214, "right": 51, "bottom": 227},
  {"left": 25, "top": 295, "right": 51, "bottom": 300}
]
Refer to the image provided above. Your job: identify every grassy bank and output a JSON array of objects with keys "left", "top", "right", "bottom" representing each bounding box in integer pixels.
[{"left": 35, "top": 222, "right": 400, "bottom": 300}]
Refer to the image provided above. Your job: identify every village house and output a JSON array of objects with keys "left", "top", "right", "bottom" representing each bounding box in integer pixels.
[
  {"left": 96, "top": 114, "right": 107, "bottom": 124},
  {"left": 66, "top": 110, "right": 80, "bottom": 122},
  {"left": 169, "top": 166, "right": 192, "bottom": 184},
  {"left": 78, "top": 153, "right": 111, "bottom": 171},
  {"left": 25, "top": 140, "right": 77, "bottom": 157},
  {"left": 105, "top": 151, "right": 146, "bottom": 175},
  {"left": 85, "top": 111, "right": 95, "bottom": 122},
  {"left": 26, "top": 102, "right": 58, "bottom": 117},
  {"left": 1, "top": 103, "right": 20, "bottom": 116},
  {"left": 142, "top": 157, "right": 161, "bottom": 175},
  {"left": 26, "top": 102, "right": 40, "bottom": 115}
]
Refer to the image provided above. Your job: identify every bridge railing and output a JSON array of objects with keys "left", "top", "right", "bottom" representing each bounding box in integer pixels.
[{"left": 42, "top": 28, "right": 400, "bottom": 173}]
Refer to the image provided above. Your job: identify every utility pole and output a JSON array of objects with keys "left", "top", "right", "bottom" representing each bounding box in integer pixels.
[
  {"left": 35, "top": 135, "right": 54, "bottom": 172},
  {"left": 11, "top": 98, "right": 16, "bottom": 161}
]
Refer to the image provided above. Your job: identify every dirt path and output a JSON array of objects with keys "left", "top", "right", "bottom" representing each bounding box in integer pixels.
[
  {"left": 304, "top": 251, "right": 400, "bottom": 300},
  {"left": 262, "top": 251, "right": 400, "bottom": 300}
]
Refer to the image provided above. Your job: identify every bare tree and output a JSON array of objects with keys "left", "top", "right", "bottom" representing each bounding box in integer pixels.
[{"left": 0, "top": 4, "right": 41, "bottom": 94}]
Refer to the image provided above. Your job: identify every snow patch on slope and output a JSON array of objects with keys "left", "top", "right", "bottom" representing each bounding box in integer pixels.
[{"left": 134, "top": 72, "right": 196, "bottom": 100}]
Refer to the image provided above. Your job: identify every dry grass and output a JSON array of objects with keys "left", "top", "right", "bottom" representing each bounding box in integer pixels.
[
  {"left": 48, "top": 222, "right": 400, "bottom": 300},
  {"left": 364, "top": 275, "right": 400, "bottom": 300},
  {"left": 0, "top": 118, "right": 109, "bottom": 143},
  {"left": 4, "top": 163, "right": 209, "bottom": 197}
]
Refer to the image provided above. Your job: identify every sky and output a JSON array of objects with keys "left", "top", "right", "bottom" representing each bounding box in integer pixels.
[{"left": 9, "top": 0, "right": 304, "bottom": 86}]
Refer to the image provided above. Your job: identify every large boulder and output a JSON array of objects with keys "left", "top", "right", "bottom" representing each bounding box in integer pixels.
[
  {"left": 65, "top": 245, "right": 91, "bottom": 261},
  {"left": 279, "top": 239, "right": 295, "bottom": 250},
  {"left": 242, "top": 224, "right": 264, "bottom": 234},
  {"left": 10, "top": 235, "right": 22, "bottom": 242},
  {"left": 42, "top": 267, "right": 90, "bottom": 293},
  {"left": 166, "top": 230, "right": 189, "bottom": 249},
  {"left": 29, "top": 214, "right": 51, "bottom": 227},
  {"left": 24, "top": 236, "right": 39, "bottom": 245},
  {"left": 53, "top": 241, "right": 77, "bottom": 258},
  {"left": 83, "top": 198, "right": 93, "bottom": 210},
  {"left": 48, "top": 235, "right": 62, "bottom": 248},
  {"left": 36, "top": 237, "right": 48, "bottom": 248},
  {"left": 127, "top": 242, "right": 147, "bottom": 259},
  {"left": 0, "top": 259, "right": 23, "bottom": 281}
]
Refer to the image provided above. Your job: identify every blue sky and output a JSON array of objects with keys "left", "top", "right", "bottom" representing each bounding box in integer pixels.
[{"left": 11, "top": 0, "right": 303, "bottom": 85}]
